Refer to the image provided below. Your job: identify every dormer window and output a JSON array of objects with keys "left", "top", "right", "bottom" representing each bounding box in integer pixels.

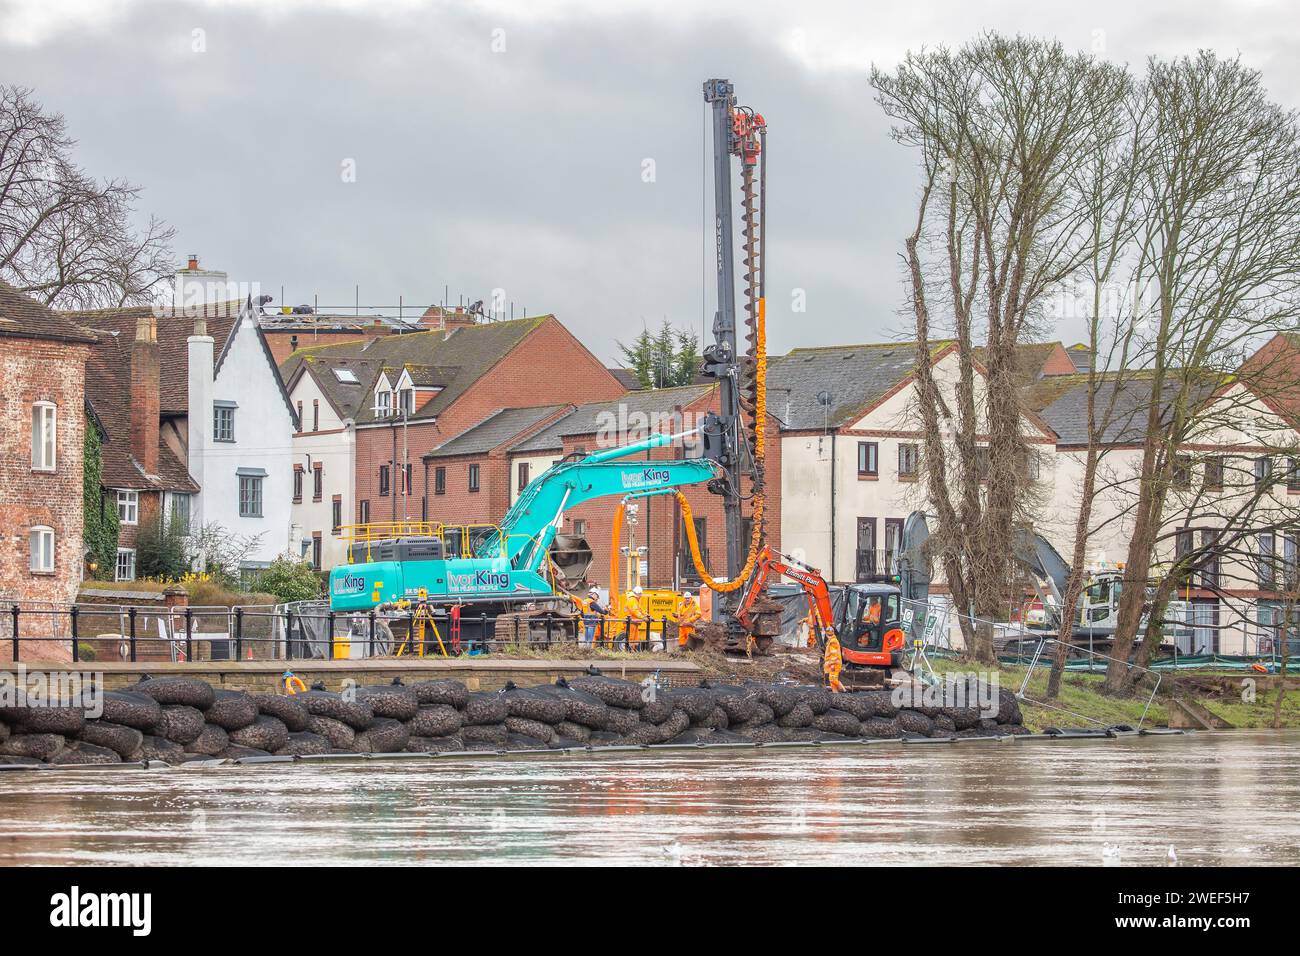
[
  {"left": 398, "top": 388, "right": 414, "bottom": 415},
  {"left": 375, "top": 389, "right": 391, "bottom": 418}
]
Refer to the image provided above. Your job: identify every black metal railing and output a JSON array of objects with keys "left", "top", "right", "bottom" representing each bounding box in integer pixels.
[{"left": 1, "top": 603, "right": 695, "bottom": 663}]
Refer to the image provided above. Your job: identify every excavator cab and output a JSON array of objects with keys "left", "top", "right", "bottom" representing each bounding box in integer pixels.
[{"left": 839, "top": 584, "right": 906, "bottom": 668}]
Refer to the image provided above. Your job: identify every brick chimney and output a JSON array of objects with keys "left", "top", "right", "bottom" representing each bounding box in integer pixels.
[
  {"left": 420, "top": 304, "right": 476, "bottom": 339},
  {"left": 130, "top": 311, "right": 160, "bottom": 476}
]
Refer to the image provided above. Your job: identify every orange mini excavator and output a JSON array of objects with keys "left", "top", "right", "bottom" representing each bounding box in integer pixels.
[{"left": 736, "top": 547, "right": 907, "bottom": 691}]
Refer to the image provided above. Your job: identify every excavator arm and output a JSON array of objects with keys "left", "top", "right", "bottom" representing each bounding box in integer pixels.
[{"left": 737, "top": 547, "right": 845, "bottom": 691}]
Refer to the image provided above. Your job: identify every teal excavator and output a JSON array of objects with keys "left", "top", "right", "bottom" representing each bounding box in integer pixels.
[{"left": 327, "top": 431, "right": 722, "bottom": 614}]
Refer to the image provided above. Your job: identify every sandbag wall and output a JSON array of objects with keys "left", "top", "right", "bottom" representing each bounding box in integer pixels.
[{"left": 0, "top": 674, "right": 1028, "bottom": 766}]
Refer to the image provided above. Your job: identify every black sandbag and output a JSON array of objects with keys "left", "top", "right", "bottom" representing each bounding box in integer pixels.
[
  {"left": 657, "top": 709, "right": 690, "bottom": 740},
  {"left": 503, "top": 733, "right": 551, "bottom": 751},
  {"left": 6, "top": 704, "right": 85, "bottom": 736},
  {"left": 501, "top": 683, "right": 565, "bottom": 724},
  {"left": 133, "top": 676, "right": 215, "bottom": 709},
  {"left": 185, "top": 723, "right": 229, "bottom": 755},
  {"left": 407, "top": 704, "right": 462, "bottom": 738},
  {"left": 307, "top": 715, "right": 356, "bottom": 750},
  {"left": 858, "top": 689, "right": 898, "bottom": 718},
  {"left": 946, "top": 706, "right": 981, "bottom": 730},
  {"left": 794, "top": 685, "right": 835, "bottom": 715},
  {"left": 931, "top": 714, "right": 957, "bottom": 737},
  {"left": 639, "top": 694, "right": 675, "bottom": 724},
  {"left": 996, "top": 689, "right": 1023, "bottom": 725},
  {"left": 0, "top": 733, "right": 64, "bottom": 760},
  {"left": 1001, "top": 723, "right": 1033, "bottom": 735},
  {"left": 733, "top": 722, "right": 784, "bottom": 743},
  {"left": 703, "top": 707, "right": 729, "bottom": 730},
  {"left": 896, "top": 710, "right": 935, "bottom": 736},
  {"left": 353, "top": 717, "right": 410, "bottom": 754},
  {"left": 217, "top": 745, "right": 271, "bottom": 759},
  {"left": 831, "top": 693, "right": 877, "bottom": 721},
  {"left": 623, "top": 722, "right": 665, "bottom": 745},
  {"left": 667, "top": 726, "right": 716, "bottom": 744},
  {"left": 205, "top": 690, "right": 258, "bottom": 731},
  {"left": 958, "top": 725, "right": 999, "bottom": 738},
  {"left": 404, "top": 735, "right": 465, "bottom": 753},
  {"left": 49, "top": 741, "right": 121, "bottom": 765},
  {"left": 462, "top": 692, "right": 508, "bottom": 725},
  {"left": 568, "top": 675, "right": 644, "bottom": 710},
  {"left": 408, "top": 679, "right": 469, "bottom": 708},
  {"left": 776, "top": 701, "right": 814, "bottom": 728},
  {"left": 460, "top": 722, "right": 507, "bottom": 744},
  {"left": 0, "top": 722, "right": 8, "bottom": 744},
  {"left": 228, "top": 714, "right": 289, "bottom": 752},
  {"left": 77, "top": 720, "right": 144, "bottom": 758},
  {"left": 100, "top": 691, "right": 162, "bottom": 730},
  {"left": 710, "top": 684, "right": 760, "bottom": 724},
  {"left": 813, "top": 709, "right": 861, "bottom": 737},
  {"left": 747, "top": 683, "right": 801, "bottom": 717},
  {"left": 602, "top": 706, "right": 641, "bottom": 735},
  {"left": 156, "top": 705, "right": 205, "bottom": 744},
  {"left": 547, "top": 680, "right": 609, "bottom": 728},
  {"left": 555, "top": 720, "right": 591, "bottom": 742},
  {"left": 978, "top": 718, "right": 1001, "bottom": 732},
  {"left": 861, "top": 716, "right": 901, "bottom": 739},
  {"left": 139, "top": 734, "right": 185, "bottom": 762},
  {"left": 296, "top": 690, "right": 374, "bottom": 730},
  {"left": 780, "top": 726, "right": 826, "bottom": 742},
  {"left": 357, "top": 684, "right": 420, "bottom": 721},
  {"left": 0, "top": 755, "right": 42, "bottom": 766},
  {"left": 668, "top": 687, "right": 718, "bottom": 722},
  {"left": 464, "top": 740, "right": 504, "bottom": 752},
  {"left": 550, "top": 736, "right": 587, "bottom": 749},
  {"left": 504, "top": 716, "right": 557, "bottom": 743},
  {"left": 250, "top": 693, "right": 310, "bottom": 732},
  {"left": 586, "top": 730, "right": 624, "bottom": 746},
  {"left": 275, "top": 731, "right": 331, "bottom": 756}
]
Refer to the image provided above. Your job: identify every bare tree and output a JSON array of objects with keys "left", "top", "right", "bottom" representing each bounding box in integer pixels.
[
  {"left": 0, "top": 85, "right": 174, "bottom": 308},
  {"left": 1103, "top": 53, "right": 1300, "bottom": 692},
  {"left": 873, "top": 34, "right": 1133, "bottom": 661}
]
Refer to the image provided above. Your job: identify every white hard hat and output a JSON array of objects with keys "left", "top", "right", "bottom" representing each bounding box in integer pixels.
[
  {"left": 588, "top": 586, "right": 600, "bottom": 595},
  {"left": 682, "top": 591, "right": 693, "bottom": 598},
  {"left": 633, "top": 585, "right": 643, "bottom": 595}
]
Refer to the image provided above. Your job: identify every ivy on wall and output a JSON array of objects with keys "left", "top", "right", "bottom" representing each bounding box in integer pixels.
[{"left": 82, "top": 419, "right": 119, "bottom": 579}]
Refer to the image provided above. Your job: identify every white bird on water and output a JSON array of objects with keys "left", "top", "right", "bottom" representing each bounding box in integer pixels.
[{"left": 1167, "top": 846, "right": 1179, "bottom": 866}]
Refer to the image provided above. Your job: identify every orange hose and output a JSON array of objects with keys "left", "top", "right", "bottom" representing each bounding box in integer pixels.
[
  {"left": 677, "top": 297, "right": 767, "bottom": 593},
  {"left": 609, "top": 501, "right": 625, "bottom": 617}
]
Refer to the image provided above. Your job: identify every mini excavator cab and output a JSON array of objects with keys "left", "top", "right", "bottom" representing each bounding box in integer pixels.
[{"left": 838, "top": 585, "right": 906, "bottom": 668}]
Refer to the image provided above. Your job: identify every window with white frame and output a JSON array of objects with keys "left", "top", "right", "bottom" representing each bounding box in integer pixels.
[
  {"left": 374, "top": 389, "right": 391, "bottom": 418},
  {"left": 29, "top": 526, "right": 54, "bottom": 573},
  {"left": 31, "top": 402, "right": 56, "bottom": 471},
  {"left": 115, "top": 548, "right": 136, "bottom": 582},
  {"left": 116, "top": 490, "right": 139, "bottom": 524}
]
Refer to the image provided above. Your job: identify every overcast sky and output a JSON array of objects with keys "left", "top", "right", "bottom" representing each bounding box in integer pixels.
[{"left": 3, "top": 0, "right": 1297, "bottom": 363}]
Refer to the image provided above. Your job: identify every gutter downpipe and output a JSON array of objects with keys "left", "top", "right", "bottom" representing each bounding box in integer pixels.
[{"left": 830, "top": 432, "right": 837, "bottom": 584}]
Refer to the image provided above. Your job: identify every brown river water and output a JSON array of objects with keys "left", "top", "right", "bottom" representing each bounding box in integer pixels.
[{"left": 0, "top": 730, "right": 1296, "bottom": 866}]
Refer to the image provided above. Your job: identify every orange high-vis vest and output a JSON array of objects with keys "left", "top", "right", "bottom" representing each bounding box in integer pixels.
[{"left": 677, "top": 600, "right": 701, "bottom": 646}]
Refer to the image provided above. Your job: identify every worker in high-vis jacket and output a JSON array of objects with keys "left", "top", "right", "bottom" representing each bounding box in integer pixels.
[
  {"left": 676, "top": 591, "right": 701, "bottom": 649},
  {"left": 623, "top": 585, "right": 647, "bottom": 648},
  {"left": 579, "top": 586, "right": 606, "bottom": 647}
]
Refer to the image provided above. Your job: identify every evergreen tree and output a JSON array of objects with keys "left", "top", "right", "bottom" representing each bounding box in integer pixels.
[{"left": 617, "top": 320, "right": 700, "bottom": 388}]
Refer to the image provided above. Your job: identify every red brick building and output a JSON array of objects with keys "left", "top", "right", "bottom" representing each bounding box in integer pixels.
[
  {"left": 0, "top": 281, "right": 96, "bottom": 658},
  {"left": 280, "top": 313, "right": 627, "bottom": 526},
  {"left": 425, "top": 385, "right": 781, "bottom": 592}
]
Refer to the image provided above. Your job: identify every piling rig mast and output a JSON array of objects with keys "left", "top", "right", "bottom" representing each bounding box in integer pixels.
[{"left": 691, "top": 78, "right": 768, "bottom": 638}]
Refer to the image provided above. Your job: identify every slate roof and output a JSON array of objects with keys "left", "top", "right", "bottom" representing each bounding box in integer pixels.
[
  {"left": 289, "top": 354, "right": 387, "bottom": 420},
  {"left": 279, "top": 315, "right": 551, "bottom": 426},
  {"left": 64, "top": 303, "right": 239, "bottom": 415},
  {"left": 766, "top": 343, "right": 919, "bottom": 430},
  {"left": 425, "top": 405, "right": 569, "bottom": 459},
  {"left": 0, "top": 280, "right": 97, "bottom": 344},
  {"left": 510, "top": 385, "right": 715, "bottom": 453},
  {"left": 1033, "top": 372, "right": 1222, "bottom": 445}
]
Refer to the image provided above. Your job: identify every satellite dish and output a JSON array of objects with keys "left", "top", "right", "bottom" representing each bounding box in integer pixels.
[{"left": 816, "top": 391, "right": 833, "bottom": 406}]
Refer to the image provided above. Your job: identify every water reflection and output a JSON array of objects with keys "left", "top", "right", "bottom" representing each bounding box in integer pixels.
[{"left": 0, "top": 732, "right": 1296, "bottom": 866}]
